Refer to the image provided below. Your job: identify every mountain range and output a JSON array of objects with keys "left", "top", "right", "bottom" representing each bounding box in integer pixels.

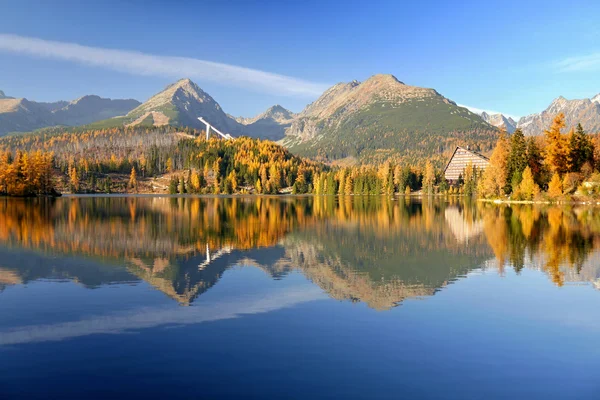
[
  {"left": 0, "top": 77, "right": 500, "bottom": 164},
  {"left": 0, "top": 92, "right": 140, "bottom": 135},
  {"left": 86, "top": 78, "right": 294, "bottom": 141},
  {"left": 517, "top": 93, "right": 600, "bottom": 136},
  {"left": 3, "top": 76, "right": 599, "bottom": 164}
]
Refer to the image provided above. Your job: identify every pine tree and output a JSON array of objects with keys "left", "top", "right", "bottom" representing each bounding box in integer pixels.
[
  {"left": 178, "top": 176, "right": 186, "bottom": 194},
  {"left": 463, "top": 162, "right": 477, "bottom": 197},
  {"left": 568, "top": 123, "right": 594, "bottom": 172},
  {"left": 508, "top": 128, "right": 527, "bottom": 191},
  {"left": 526, "top": 137, "right": 544, "bottom": 186},
  {"left": 169, "top": 176, "right": 179, "bottom": 194}
]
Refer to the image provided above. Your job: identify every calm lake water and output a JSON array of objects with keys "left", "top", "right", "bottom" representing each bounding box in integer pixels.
[{"left": 0, "top": 196, "right": 599, "bottom": 399}]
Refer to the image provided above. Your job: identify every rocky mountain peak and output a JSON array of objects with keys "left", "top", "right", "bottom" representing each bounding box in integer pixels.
[
  {"left": 517, "top": 93, "right": 600, "bottom": 135},
  {"left": 262, "top": 104, "right": 294, "bottom": 120},
  {"left": 479, "top": 111, "right": 517, "bottom": 133},
  {"left": 364, "top": 74, "right": 405, "bottom": 85},
  {"left": 0, "top": 90, "right": 11, "bottom": 99}
]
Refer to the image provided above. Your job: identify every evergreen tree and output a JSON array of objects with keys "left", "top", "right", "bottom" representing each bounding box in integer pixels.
[
  {"left": 568, "top": 123, "right": 594, "bottom": 172},
  {"left": 508, "top": 128, "right": 527, "bottom": 191},
  {"left": 169, "top": 176, "right": 179, "bottom": 194},
  {"left": 178, "top": 176, "right": 186, "bottom": 194},
  {"left": 463, "top": 162, "right": 477, "bottom": 197},
  {"left": 526, "top": 137, "right": 544, "bottom": 186}
]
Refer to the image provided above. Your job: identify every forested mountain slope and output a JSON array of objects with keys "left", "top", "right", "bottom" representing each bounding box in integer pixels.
[{"left": 280, "top": 74, "right": 499, "bottom": 165}]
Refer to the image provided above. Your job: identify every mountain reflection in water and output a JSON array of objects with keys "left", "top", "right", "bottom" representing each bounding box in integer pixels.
[{"left": 0, "top": 196, "right": 599, "bottom": 309}]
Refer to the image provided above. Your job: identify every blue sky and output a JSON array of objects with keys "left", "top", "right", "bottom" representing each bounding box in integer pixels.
[{"left": 1, "top": 0, "right": 600, "bottom": 119}]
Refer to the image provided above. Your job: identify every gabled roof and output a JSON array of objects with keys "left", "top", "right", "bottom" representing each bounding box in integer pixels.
[{"left": 443, "top": 146, "right": 490, "bottom": 174}]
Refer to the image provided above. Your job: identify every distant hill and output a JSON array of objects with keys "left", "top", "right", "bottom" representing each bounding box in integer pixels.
[
  {"left": 518, "top": 94, "right": 600, "bottom": 136},
  {"left": 53, "top": 95, "right": 140, "bottom": 126},
  {"left": 280, "top": 74, "right": 498, "bottom": 165},
  {"left": 0, "top": 89, "right": 140, "bottom": 136},
  {"left": 0, "top": 98, "right": 56, "bottom": 134},
  {"left": 236, "top": 105, "right": 296, "bottom": 141}
]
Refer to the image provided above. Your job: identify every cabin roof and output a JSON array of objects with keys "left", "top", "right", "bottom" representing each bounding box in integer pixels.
[{"left": 443, "top": 146, "right": 490, "bottom": 175}]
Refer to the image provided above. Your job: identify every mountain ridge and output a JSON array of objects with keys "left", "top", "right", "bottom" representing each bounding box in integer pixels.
[
  {"left": 1, "top": 76, "right": 501, "bottom": 164},
  {"left": 517, "top": 93, "right": 600, "bottom": 135},
  {"left": 0, "top": 90, "right": 140, "bottom": 135}
]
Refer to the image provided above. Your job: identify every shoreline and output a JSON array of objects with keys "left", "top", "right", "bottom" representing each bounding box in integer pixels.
[{"left": 478, "top": 198, "right": 600, "bottom": 205}]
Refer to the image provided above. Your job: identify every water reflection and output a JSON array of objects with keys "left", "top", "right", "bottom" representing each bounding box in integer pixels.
[
  {"left": 481, "top": 203, "right": 600, "bottom": 288},
  {"left": 0, "top": 196, "right": 598, "bottom": 308}
]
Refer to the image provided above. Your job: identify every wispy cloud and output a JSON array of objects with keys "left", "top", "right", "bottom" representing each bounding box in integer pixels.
[
  {"left": 0, "top": 34, "right": 328, "bottom": 97},
  {"left": 0, "top": 284, "right": 326, "bottom": 346},
  {"left": 555, "top": 52, "right": 600, "bottom": 72},
  {"left": 457, "top": 104, "right": 520, "bottom": 121}
]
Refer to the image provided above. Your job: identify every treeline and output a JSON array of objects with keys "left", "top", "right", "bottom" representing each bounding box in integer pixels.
[
  {"left": 0, "top": 126, "right": 326, "bottom": 194},
  {"left": 0, "top": 150, "right": 57, "bottom": 196},
  {"left": 311, "top": 163, "right": 424, "bottom": 195},
  {"left": 478, "top": 113, "right": 600, "bottom": 200},
  {"left": 0, "top": 124, "right": 459, "bottom": 196}
]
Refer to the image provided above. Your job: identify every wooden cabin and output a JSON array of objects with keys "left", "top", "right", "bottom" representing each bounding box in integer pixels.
[{"left": 443, "top": 146, "right": 490, "bottom": 183}]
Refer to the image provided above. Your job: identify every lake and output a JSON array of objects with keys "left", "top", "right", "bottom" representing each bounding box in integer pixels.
[{"left": 0, "top": 196, "right": 599, "bottom": 399}]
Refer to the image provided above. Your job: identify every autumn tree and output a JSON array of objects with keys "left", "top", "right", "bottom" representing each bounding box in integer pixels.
[
  {"left": 190, "top": 170, "right": 201, "bottom": 193},
  {"left": 422, "top": 161, "right": 435, "bottom": 195},
  {"left": 544, "top": 113, "right": 570, "bottom": 175},
  {"left": 255, "top": 179, "right": 262, "bottom": 194},
  {"left": 480, "top": 133, "right": 510, "bottom": 198},
  {"left": 129, "top": 167, "right": 138, "bottom": 193},
  {"left": 463, "top": 162, "right": 478, "bottom": 197},
  {"left": 517, "top": 166, "right": 539, "bottom": 200},
  {"left": 548, "top": 173, "right": 563, "bottom": 198}
]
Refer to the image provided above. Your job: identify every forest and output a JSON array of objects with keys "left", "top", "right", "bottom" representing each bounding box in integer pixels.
[
  {"left": 0, "top": 127, "right": 326, "bottom": 195},
  {"left": 0, "top": 150, "right": 57, "bottom": 197},
  {"left": 1, "top": 113, "right": 598, "bottom": 199},
  {"left": 476, "top": 113, "right": 600, "bottom": 200}
]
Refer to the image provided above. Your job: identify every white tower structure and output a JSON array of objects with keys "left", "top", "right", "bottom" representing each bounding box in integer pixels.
[{"left": 198, "top": 117, "right": 233, "bottom": 140}]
